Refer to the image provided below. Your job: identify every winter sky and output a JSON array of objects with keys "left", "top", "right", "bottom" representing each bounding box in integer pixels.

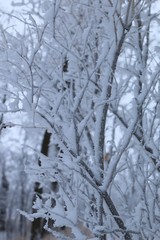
[{"left": 0, "top": 0, "right": 12, "bottom": 11}]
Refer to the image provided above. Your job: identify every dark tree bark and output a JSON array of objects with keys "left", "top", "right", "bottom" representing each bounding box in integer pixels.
[
  {"left": 0, "top": 168, "right": 9, "bottom": 231},
  {"left": 31, "top": 130, "right": 51, "bottom": 240}
]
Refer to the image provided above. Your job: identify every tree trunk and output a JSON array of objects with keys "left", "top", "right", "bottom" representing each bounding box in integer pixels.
[{"left": 31, "top": 130, "right": 51, "bottom": 240}]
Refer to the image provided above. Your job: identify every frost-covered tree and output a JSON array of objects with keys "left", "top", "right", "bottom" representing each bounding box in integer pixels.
[{"left": 0, "top": 0, "right": 160, "bottom": 239}]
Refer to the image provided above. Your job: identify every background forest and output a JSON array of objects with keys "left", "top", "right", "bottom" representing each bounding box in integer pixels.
[{"left": 0, "top": 0, "right": 160, "bottom": 240}]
